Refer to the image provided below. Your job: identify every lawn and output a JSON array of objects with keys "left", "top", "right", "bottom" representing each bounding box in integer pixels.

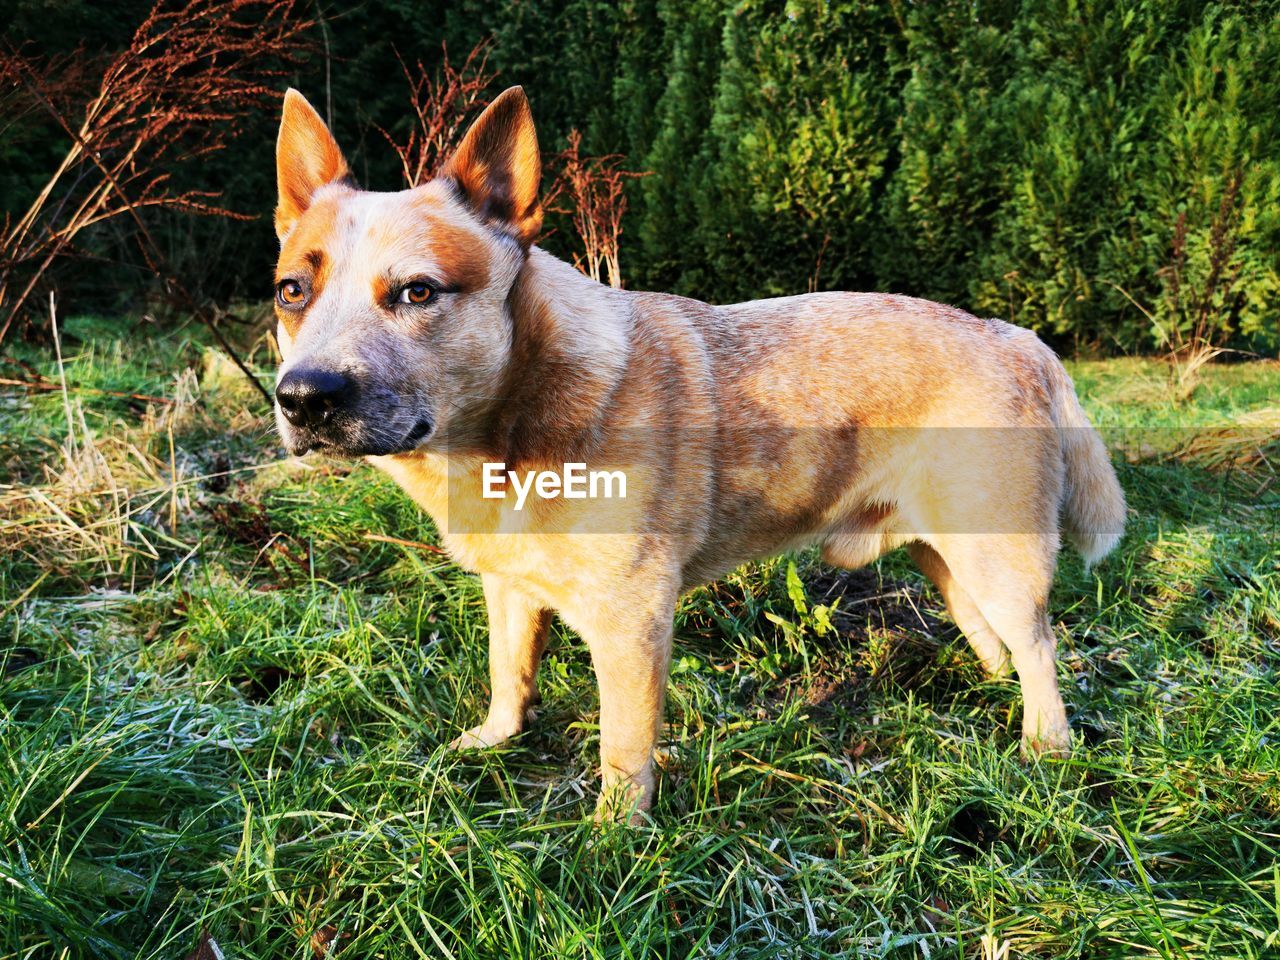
[{"left": 1, "top": 316, "right": 1278, "bottom": 959}]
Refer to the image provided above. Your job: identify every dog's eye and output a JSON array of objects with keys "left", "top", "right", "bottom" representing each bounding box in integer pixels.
[
  {"left": 276, "top": 279, "right": 305, "bottom": 305},
  {"left": 397, "top": 281, "right": 435, "bottom": 305}
]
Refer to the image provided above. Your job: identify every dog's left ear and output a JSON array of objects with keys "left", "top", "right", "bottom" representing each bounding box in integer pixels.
[
  {"left": 275, "top": 89, "right": 350, "bottom": 238},
  {"left": 440, "top": 86, "right": 542, "bottom": 248}
]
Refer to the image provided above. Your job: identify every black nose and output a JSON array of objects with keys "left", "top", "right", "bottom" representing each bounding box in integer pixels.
[{"left": 275, "top": 368, "right": 352, "bottom": 429}]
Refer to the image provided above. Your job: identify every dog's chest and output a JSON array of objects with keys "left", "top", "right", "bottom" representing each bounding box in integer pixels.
[{"left": 368, "top": 452, "right": 643, "bottom": 595}]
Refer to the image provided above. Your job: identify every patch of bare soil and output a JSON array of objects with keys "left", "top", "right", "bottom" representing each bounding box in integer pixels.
[
  {"left": 797, "top": 566, "right": 968, "bottom": 711},
  {"left": 806, "top": 566, "right": 944, "bottom": 640}
]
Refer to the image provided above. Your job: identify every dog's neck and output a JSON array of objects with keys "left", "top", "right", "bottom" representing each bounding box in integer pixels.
[{"left": 483, "top": 247, "right": 632, "bottom": 467}]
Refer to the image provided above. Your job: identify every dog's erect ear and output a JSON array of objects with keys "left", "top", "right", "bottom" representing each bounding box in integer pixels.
[
  {"left": 440, "top": 86, "right": 542, "bottom": 247},
  {"left": 275, "top": 89, "right": 350, "bottom": 238}
]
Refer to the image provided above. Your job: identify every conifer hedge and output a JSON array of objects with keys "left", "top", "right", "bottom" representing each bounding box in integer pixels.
[{"left": 3, "top": 0, "right": 1276, "bottom": 351}]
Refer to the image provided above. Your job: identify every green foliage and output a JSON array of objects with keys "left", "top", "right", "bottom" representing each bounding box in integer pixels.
[
  {"left": 878, "top": 0, "right": 1280, "bottom": 351},
  {"left": 693, "top": 0, "right": 901, "bottom": 298},
  {"left": 2, "top": 0, "right": 1277, "bottom": 350}
]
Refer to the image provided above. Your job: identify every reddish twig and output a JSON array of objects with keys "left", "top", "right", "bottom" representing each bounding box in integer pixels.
[
  {"left": 546, "top": 130, "right": 648, "bottom": 289},
  {"left": 0, "top": 0, "right": 312, "bottom": 351},
  {"left": 376, "top": 40, "right": 497, "bottom": 188},
  {"left": 0, "top": 374, "right": 174, "bottom": 405},
  {"left": 363, "top": 533, "right": 448, "bottom": 556}
]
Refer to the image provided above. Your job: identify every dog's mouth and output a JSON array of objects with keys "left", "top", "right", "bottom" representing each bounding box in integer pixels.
[
  {"left": 288, "top": 416, "right": 434, "bottom": 458},
  {"left": 397, "top": 417, "right": 436, "bottom": 450}
]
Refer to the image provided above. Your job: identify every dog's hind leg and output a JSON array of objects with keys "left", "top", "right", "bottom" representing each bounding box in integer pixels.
[
  {"left": 450, "top": 573, "right": 551, "bottom": 750},
  {"left": 928, "top": 534, "right": 1070, "bottom": 757},
  {"left": 908, "top": 541, "right": 1011, "bottom": 678}
]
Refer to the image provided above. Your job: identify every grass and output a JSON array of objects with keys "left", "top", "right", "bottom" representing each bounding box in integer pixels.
[{"left": 1, "top": 315, "right": 1278, "bottom": 959}]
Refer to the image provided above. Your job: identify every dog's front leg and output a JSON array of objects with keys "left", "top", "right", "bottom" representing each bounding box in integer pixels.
[
  {"left": 576, "top": 594, "right": 676, "bottom": 824},
  {"left": 450, "top": 573, "right": 551, "bottom": 750}
]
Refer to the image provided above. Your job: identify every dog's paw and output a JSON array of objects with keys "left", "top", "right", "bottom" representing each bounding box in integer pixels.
[
  {"left": 1020, "top": 729, "right": 1072, "bottom": 760},
  {"left": 593, "top": 793, "right": 650, "bottom": 827},
  {"left": 982, "top": 652, "right": 1014, "bottom": 680},
  {"left": 593, "top": 773, "right": 655, "bottom": 826},
  {"left": 448, "top": 723, "right": 518, "bottom": 751}
]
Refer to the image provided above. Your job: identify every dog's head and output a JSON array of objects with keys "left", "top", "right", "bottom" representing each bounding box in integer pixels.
[{"left": 270, "top": 86, "right": 541, "bottom": 457}]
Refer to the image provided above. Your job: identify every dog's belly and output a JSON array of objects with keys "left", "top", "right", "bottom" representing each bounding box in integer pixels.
[
  {"left": 678, "top": 436, "right": 897, "bottom": 590},
  {"left": 679, "top": 497, "right": 896, "bottom": 590}
]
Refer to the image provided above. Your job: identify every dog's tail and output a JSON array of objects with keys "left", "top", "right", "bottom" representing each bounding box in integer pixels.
[{"left": 1046, "top": 358, "right": 1126, "bottom": 568}]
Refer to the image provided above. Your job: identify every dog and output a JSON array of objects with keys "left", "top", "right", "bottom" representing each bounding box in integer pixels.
[{"left": 269, "top": 86, "right": 1126, "bottom": 821}]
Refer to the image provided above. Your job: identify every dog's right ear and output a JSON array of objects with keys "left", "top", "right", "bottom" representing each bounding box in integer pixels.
[{"left": 275, "top": 89, "right": 350, "bottom": 239}]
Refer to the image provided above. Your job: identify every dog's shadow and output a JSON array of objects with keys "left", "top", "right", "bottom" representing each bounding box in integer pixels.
[{"left": 801, "top": 566, "right": 993, "bottom": 731}]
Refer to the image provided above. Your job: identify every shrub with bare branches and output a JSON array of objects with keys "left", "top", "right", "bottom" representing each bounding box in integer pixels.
[
  {"left": 377, "top": 41, "right": 497, "bottom": 188},
  {"left": 1152, "top": 168, "right": 1253, "bottom": 393},
  {"left": 0, "top": 0, "right": 312, "bottom": 345},
  {"left": 546, "top": 130, "right": 647, "bottom": 289},
  {"left": 1157, "top": 169, "right": 1247, "bottom": 356}
]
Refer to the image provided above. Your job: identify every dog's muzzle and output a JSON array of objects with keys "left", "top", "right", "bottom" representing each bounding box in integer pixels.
[{"left": 275, "top": 367, "right": 433, "bottom": 457}]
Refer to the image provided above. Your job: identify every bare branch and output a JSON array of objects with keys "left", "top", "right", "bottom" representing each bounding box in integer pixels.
[
  {"left": 546, "top": 130, "right": 648, "bottom": 289},
  {"left": 376, "top": 40, "right": 497, "bottom": 188},
  {"left": 0, "top": 0, "right": 313, "bottom": 344}
]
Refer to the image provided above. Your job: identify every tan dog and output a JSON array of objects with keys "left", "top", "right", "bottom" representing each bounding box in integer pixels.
[{"left": 270, "top": 86, "right": 1125, "bottom": 820}]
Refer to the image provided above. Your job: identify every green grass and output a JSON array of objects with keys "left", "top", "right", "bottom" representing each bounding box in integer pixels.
[{"left": 1, "top": 320, "right": 1278, "bottom": 958}]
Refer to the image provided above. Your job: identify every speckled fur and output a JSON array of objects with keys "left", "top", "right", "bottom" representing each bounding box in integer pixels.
[{"left": 271, "top": 88, "right": 1126, "bottom": 821}]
